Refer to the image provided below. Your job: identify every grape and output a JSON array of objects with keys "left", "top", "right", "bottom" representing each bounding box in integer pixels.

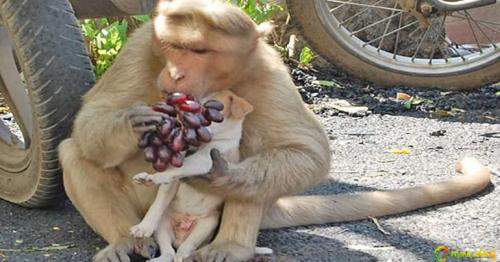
[
  {"left": 160, "top": 118, "right": 174, "bottom": 137},
  {"left": 171, "top": 130, "right": 185, "bottom": 152},
  {"left": 158, "top": 145, "right": 172, "bottom": 162},
  {"left": 184, "top": 128, "right": 200, "bottom": 146},
  {"left": 138, "top": 91, "right": 225, "bottom": 170},
  {"left": 167, "top": 92, "right": 188, "bottom": 105},
  {"left": 153, "top": 158, "right": 168, "bottom": 172},
  {"left": 179, "top": 100, "right": 202, "bottom": 112},
  {"left": 170, "top": 152, "right": 184, "bottom": 167},
  {"left": 203, "top": 100, "right": 224, "bottom": 111},
  {"left": 196, "top": 126, "right": 212, "bottom": 142},
  {"left": 143, "top": 146, "right": 157, "bottom": 163},
  {"left": 205, "top": 108, "right": 224, "bottom": 123},
  {"left": 198, "top": 113, "right": 211, "bottom": 126},
  {"left": 183, "top": 112, "right": 201, "bottom": 128}
]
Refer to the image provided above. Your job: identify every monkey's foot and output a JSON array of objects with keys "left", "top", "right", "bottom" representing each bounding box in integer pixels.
[
  {"left": 130, "top": 222, "right": 156, "bottom": 238},
  {"left": 133, "top": 173, "right": 156, "bottom": 186},
  {"left": 93, "top": 237, "right": 158, "bottom": 262},
  {"left": 188, "top": 241, "right": 253, "bottom": 262}
]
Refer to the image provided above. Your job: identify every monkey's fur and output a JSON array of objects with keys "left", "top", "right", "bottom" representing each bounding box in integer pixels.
[{"left": 59, "top": 1, "right": 491, "bottom": 261}]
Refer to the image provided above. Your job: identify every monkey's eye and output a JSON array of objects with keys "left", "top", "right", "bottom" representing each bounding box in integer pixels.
[{"left": 192, "top": 48, "right": 209, "bottom": 54}]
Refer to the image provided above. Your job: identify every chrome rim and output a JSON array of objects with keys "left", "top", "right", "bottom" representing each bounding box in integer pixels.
[{"left": 316, "top": 0, "right": 500, "bottom": 76}]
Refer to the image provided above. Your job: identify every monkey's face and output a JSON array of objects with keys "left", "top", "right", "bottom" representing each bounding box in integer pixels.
[{"left": 153, "top": 0, "right": 259, "bottom": 98}]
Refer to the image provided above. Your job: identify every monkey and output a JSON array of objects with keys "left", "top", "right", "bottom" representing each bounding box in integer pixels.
[{"left": 58, "top": 0, "right": 492, "bottom": 261}]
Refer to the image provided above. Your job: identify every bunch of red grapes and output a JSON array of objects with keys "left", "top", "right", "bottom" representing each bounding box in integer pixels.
[{"left": 138, "top": 92, "right": 224, "bottom": 171}]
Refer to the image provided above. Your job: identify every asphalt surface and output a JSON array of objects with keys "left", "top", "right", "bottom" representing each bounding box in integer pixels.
[{"left": 1, "top": 105, "right": 499, "bottom": 261}]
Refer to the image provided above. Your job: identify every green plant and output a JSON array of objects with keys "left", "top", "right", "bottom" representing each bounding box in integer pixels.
[
  {"left": 81, "top": 16, "right": 150, "bottom": 77},
  {"left": 231, "top": 0, "right": 283, "bottom": 24},
  {"left": 299, "top": 46, "right": 316, "bottom": 67}
]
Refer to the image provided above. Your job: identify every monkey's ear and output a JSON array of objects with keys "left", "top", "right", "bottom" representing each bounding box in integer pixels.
[
  {"left": 256, "top": 22, "right": 274, "bottom": 38},
  {"left": 230, "top": 95, "right": 254, "bottom": 119}
]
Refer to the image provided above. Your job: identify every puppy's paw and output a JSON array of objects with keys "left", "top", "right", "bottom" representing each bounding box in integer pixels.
[
  {"left": 130, "top": 223, "right": 156, "bottom": 238},
  {"left": 133, "top": 173, "right": 155, "bottom": 186}
]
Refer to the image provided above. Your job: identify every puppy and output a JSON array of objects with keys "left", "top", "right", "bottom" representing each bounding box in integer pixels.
[{"left": 130, "top": 90, "right": 270, "bottom": 261}]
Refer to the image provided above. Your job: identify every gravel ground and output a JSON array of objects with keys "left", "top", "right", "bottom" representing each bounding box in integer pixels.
[{"left": 0, "top": 69, "right": 499, "bottom": 262}]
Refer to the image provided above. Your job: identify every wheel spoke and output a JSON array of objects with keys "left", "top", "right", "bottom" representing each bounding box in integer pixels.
[
  {"left": 0, "top": 27, "right": 33, "bottom": 144},
  {"left": 378, "top": 3, "right": 399, "bottom": 52},
  {"left": 350, "top": 11, "right": 402, "bottom": 37},
  {"left": 339, "top": 0, "right": 384, "bottom": 26},
  {"left": 428, "top": 17, "right": 447, "bottom": 64},
  {"left": 463, "top": 11, "right": 498, "bottom": 48},
  {"left": 363, "top": 20, "right": 419, "bottom": 46},
  {"left": 463, "top": 11, "right": 483, "bottom": 53},
  {"left": 393, "top": 12, "right": 405, "bottom": 59},
  {"left": 412, "top": 27, "right": 431, "bottom": 61},
  {"left": 326, "top": 0, "right": 405, "bottom": 12}
]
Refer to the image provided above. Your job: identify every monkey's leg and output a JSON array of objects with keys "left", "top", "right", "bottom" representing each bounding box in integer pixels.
[
  {"left": 193, "top": 200, "right": 264, "bottom": 262},
  {"left": 59, "top": 139, "right": 158, "bottom": 261}
]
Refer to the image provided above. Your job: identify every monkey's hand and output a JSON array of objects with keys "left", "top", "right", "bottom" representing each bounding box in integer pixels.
[
  {"left": 125, "top": 104, "right": 169, "bottom": 138},
  {"left": 181, "top": 149, "right": 234, "bottom": 194}
]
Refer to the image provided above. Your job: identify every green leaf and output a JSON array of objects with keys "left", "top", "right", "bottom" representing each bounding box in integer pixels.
[
  {"left": 133, "top": 15, "right": 151, "bottom": 23},
  {"left": 299, "top": 46, "right": 316, "bottom": 66},
  {"left": 496, "top": 90, "right": 500, "bottom": 96}
]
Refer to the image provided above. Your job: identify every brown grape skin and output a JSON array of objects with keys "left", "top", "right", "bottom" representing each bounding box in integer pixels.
[
  {"left": 184, "top": 128, "right": 200, "bottom": 146},
  {"left": 160, "top": 118, "right": 174, "bottom": 137},
  {"left": 167, "top": 92, "right": 188, "bottom": 105},
  {"left": 138, "top": 132, "right": 152, "bottom": 149}
]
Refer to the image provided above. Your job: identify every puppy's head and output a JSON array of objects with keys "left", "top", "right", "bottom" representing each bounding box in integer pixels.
[{"left": 207, "top": 90, "right": 253, "bottom": 120}]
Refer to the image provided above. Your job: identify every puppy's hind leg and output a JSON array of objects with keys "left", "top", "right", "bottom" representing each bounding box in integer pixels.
[{"left": 148, "top": 219, "right": 176, "bottom": 262}]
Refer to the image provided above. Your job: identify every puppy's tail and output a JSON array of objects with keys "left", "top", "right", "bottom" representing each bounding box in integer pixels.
[{"left": 261, "top": 157, "right": 491, "bottom": 229}]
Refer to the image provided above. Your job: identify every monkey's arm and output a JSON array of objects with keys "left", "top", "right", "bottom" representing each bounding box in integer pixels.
[
  {"left": 184, "top": 146, "right": 330, "bottom": 202},
  {"left": 72, "top": 103, "right": 165, "bottom": 168}
]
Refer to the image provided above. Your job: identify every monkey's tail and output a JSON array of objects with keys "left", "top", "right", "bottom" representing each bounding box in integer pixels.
[{"left": 261, "top": 157, "right": 491, "bottom": 229}]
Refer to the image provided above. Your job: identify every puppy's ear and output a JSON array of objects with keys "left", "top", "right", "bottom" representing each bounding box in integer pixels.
[{"left": 230, "top": 95, "right": 253, "bottom": 119}]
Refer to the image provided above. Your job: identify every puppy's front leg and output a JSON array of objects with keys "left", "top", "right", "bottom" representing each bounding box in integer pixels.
[{"left": 135, "top": 147, "right": 214, "bottom": 185}]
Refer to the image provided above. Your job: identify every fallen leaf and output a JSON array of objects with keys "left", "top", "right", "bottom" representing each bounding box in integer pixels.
[
  {"left": 432, "top": 109, "right": 453, "bottom": 117},
  {"left": 389, "top": 148, "right": 410, "bottom": 155},
  {"left": 15, "top": 240, "right": 23, "bottom": 244},
  {"left": 496, "top": 90, "right": 500, "bottom": 96},
  {"left": 312, "top": 80, "right": 341, "bottom": 88},
  {"left": 52, "top": 226, "right": 61, "bottom": 231},
  {"left": 0, "top": 106, "right": 9, "bottom": 114},
  {"left": 396, "top": 92, "right": 411, "bottom": 101}
]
